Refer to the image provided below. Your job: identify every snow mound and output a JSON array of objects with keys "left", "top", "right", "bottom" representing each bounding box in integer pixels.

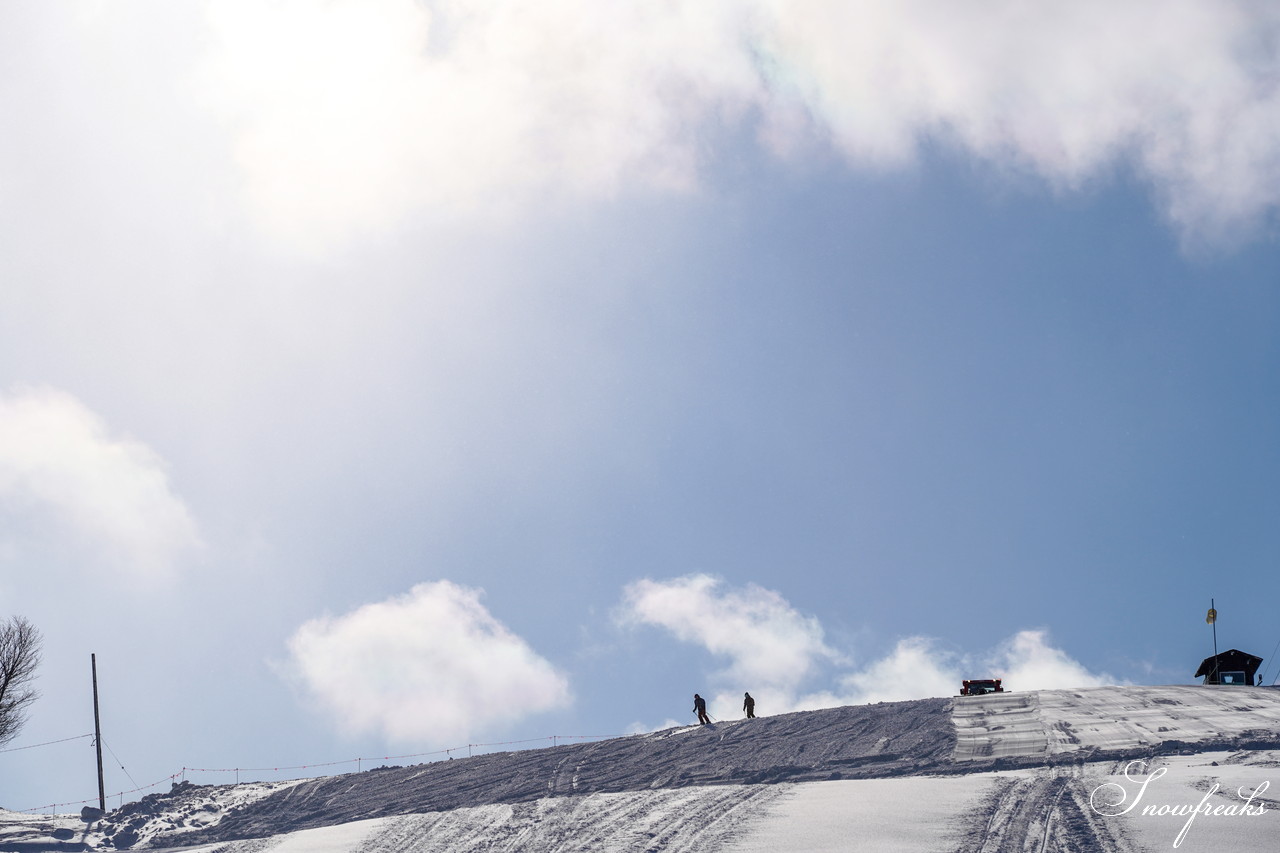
[{"left": 0, "top": 779, "right": 300, "bottom": 851}]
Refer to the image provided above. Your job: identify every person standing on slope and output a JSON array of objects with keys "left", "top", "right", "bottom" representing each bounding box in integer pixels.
[
  {"left": 743, "top": 692, "right": 755, "bottom": 718},
  {"left": 693, "top": 693, "right": 711, "bottom": 725}
]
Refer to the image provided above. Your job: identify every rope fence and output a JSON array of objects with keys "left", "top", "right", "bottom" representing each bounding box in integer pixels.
[
  {"left": 176, "top": 733, "right": 621, "bottom": 783},
  {"left": 20, "top": 773, "right": 185, "bottom": 815},
  {"left": 0, "top": 733, "right": 94, "bottom": 753},
  {"left": 10, "top": 731, "right": 628, "bottom": 814}
]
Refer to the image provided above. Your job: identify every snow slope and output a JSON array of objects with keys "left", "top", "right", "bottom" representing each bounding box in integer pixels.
[
  {"left": 3, "top": 685, "right": 1278, "bottom": 852},
  {"left": 954, "top": 685, "right": 1280, "bottom": 760}
]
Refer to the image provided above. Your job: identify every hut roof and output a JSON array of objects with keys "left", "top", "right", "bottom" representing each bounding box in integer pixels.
[{"left": 1194, "top": 649, "right": 1263, "bottom": 678}]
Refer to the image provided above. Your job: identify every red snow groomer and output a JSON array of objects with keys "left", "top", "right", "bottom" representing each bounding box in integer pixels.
[{"left": 960, "top": 678, "right": 1004, "bottom": 696}]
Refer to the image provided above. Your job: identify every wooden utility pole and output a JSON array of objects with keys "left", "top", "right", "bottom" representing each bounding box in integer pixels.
[{"left": 92, "top": 654, "right": 105, "bottom": 811}]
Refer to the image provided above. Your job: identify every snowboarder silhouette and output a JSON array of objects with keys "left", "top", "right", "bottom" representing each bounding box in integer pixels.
[
  {"left": 743, "top": 692, "right": 755, "bottom": 718},
  {"left": 693, "top": 693, "right": 711, "bottom": 725}
]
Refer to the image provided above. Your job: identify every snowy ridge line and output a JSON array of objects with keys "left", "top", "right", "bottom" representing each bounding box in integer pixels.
[
  {"left": 0, "top": 732, "right": 94, "bottom": 754},
  {"left": 157, "top": 687, "right": 1280, "bottom": 847},
  {"left": 14, "top": 734, "right": 621, "bottom": 815},
  {"left": 179, "top": 733, "right": 619, "bottom": 774},
  {"left": 156, "top": 698, "right": 958, "bottom": 846},
  {"left": 10, "top": 688, "right": 1280, "bottom": 851}
]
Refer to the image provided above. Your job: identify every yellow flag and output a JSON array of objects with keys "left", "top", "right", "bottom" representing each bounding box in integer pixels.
[{"left": 1206, "top": 608, "right": 1217, "bottom": 624}]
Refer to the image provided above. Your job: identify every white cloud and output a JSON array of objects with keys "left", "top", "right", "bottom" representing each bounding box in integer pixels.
[
  {"left": 990, "top": 628, "right": 1115, "bottom": 691},
  {"left": 809, "top": 636, "right": 961, "bottom": 707},
  {"left": 0, "top": 385, "right": 201, "bottom": 579},
  {"left": 620, "top": 575, "right": 1116, "bottom": 718},
  {"left": 284, "top": 581, "right": 572, "bottom": 744},
  {"left": 619, "top": 574, "right": 841, "bottom": 693},
  {"left": 196, "top": 0, "right": 761, "bottom": 253},
  {"left": 192, "top": 0, "right": 1280, "bottom": 252},
  {"left": 626, "top": 718, "right": 685, "bottom": 736},
  {"left": 803, "top": 630, "right": 1117, "bottom": 709}
]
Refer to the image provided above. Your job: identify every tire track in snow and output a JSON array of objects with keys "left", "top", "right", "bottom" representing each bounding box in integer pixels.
[{"left": 957, "top": 764, "right": 1135, "bottom": 853}]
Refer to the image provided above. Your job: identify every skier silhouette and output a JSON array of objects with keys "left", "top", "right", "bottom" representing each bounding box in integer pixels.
[
  {"left": 693, "top": 693, "right": 711, "bottom": 725},
  {"left": 743, "top": 692, "right": 755, "bottom": 718}
]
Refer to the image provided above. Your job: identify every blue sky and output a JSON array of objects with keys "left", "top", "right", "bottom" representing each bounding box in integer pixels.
[{"left": 2, "top": 0, "right": 1279, "bottom": 810}]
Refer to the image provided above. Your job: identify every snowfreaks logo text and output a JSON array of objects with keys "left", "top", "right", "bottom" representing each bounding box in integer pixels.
[{"left": 1088, "top": 759, "right": 1270, "bottom": 849}]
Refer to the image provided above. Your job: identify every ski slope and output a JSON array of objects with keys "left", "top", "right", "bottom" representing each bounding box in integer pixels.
[
  {"left": 954, "top": 684, "right": 1280, "bottom": 760},
  {"left": 2, "top": 685, "right": 1278, "bottom": 852}
]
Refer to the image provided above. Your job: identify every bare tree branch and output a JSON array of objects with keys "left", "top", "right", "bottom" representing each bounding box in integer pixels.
[{"left": 0, "top": 616, "right": 43, "bottom": 748}]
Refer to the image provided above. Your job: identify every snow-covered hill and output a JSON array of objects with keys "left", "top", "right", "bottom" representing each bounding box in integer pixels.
[{"left": 4, "top": 685, "right": 1279, "bottom": 852}]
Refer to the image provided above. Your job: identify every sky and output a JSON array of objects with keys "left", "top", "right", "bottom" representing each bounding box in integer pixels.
[{"left": 1, "top": 0, "right": 1279, "bottom": 811}]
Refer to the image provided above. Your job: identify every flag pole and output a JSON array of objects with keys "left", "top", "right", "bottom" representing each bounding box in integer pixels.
[{"left": 1209, "top": 599, "right": 1219, "bottom": 684}]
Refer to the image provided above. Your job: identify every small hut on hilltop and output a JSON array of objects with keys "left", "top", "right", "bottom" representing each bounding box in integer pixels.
[{"left": 1195, "top": 649, "right": 1263, "bottom": 686}]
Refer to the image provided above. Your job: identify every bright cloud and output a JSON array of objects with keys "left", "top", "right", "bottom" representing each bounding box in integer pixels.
[
  {"left": 619, "top": 574, "right": 841, "bottom": 693},
  {"left": 812, "top": 636, "right": 961, "bottom": 708},
  {"left": 197, "top": 0, "right": 760, "bottom": 252},
  {"left": 991, "top": 629, "right": 1114, "bottom": 691},
  {"left": 284, "top": 581, "right": 572, "bottom": 744},
  {"left": 808, "top": 629, "right": 1118, "bottom": 709},
  {"left": 621, "top": 575, "right": 1116, "bottom": 718},
  {"left": 195, "top": 0, "right": 1280, "bottom": 251},
  {"left": 0, "top": 385, "right": 201, "bottom": 579}
]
